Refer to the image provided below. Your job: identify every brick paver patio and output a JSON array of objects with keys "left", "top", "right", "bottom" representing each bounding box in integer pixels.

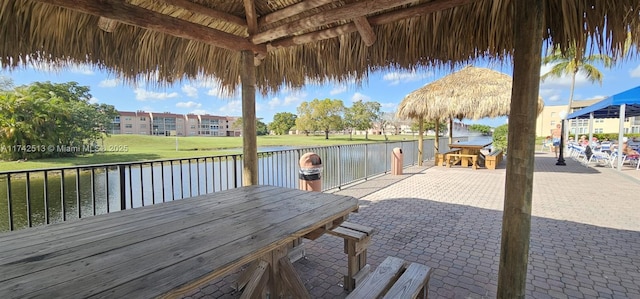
[{"left": 186, "top": 152, "right": 640, "bottom": 299}]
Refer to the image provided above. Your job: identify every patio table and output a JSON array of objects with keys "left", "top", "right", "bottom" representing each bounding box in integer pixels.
[
  {"left": 0, "top": 185, "right": 358, "bottom": 298},
  {"left": 448, "top": 141, "right": 493, "bottom": 168}
]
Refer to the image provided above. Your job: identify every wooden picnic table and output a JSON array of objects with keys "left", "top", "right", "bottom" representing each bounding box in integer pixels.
[
  {"left": 447, "top": 141, "right": 493, "bottom": 168},
  {"left": 0, "top": 185, "right": 359, "bottom": 299}
]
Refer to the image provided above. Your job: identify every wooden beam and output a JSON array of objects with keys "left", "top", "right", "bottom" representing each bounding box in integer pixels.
[
  {"left": 497, "top": 0, "right": 543, "bottom": 298},
  {"left": 269, "top": 0, "right": 478, "bottom": 49},
  {"left": 278, "top": 258, "right": 312, "bottom": 299},
  {"left": 252, "top": 0, "right": 418, "bottom": 44},
  {"left": 368, "top": 0, "right": 478, "bottom": 25},
  {"left": 353, "top": 16, "right": 376, "bottom": 46},
  {"left": 270, "top": 23, "right": 356, "bottom": 49},
  {"left": 243, "top": 0, "right": 259, "bottom": 35},
  {"left": 97, "top": 17, "right": 118, "bottom": 32},
  {"left": 161, "top": 0, "right": 247, "bottom": 27},
  {"left": 241, "top": 50, "right": 258, "bottom": 186},
  {"left": 258, "top": 0, "right": 334, "bottom": 27},
  {"left": 238, "top": 261, "right": 269, "bottom": 299},
  {"left": 242, "top": 0, "right": 264, "bottom": 66},
  {"left": 36, "top": 0, "right": 265, "bottom": 54}
]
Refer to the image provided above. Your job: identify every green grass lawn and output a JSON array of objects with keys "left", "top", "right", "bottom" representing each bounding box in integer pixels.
[{"left": 0, "top": 134, "right": 424, "bottom": 171}]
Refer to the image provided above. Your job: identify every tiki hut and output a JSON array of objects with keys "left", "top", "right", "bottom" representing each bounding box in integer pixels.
[
  {"left": 397, "top": 66, "right": 546, "bottom": 160},
  {"left": 1, "top": 0, "right": 638, "bottom": 296}
]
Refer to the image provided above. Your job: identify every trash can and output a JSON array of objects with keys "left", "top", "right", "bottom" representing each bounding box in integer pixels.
[
  {"left": 391, "top": 147, "right": 403, "bottom": 175},
  {"left": 299, "top": 152, "right": 322, "bottom": 191}
]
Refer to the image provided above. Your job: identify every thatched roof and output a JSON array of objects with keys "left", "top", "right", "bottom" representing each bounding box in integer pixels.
[
  {"left": 397, "top": 66, "right": 545, "bottom": 122},
  {"left": 1, "top": 0, "right": 638, "bottom": 95}
]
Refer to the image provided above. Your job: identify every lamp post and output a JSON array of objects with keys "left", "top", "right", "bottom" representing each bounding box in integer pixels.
[{"left": 556, "top": 118, "right": 566, "bottom": 166}]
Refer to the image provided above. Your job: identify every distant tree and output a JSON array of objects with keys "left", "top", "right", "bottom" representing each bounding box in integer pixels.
[
  {"left": 0, "top": 76, "right": 13, "bottom": 91},
  {"left": 256, "top": 120, "right": 268, "bottom": 136},
  {"left": 231, "top": 117, "right": 268, "bottom": 136},
  {"left": 344, "top": 100, "right": 381, "bottom": 140},
  {"left": 492, "top": 124, "right": 509, "bottom": 152},
  {"left": 468, "top": 124, "right": 492, "bottom": 135},
  {"left": 411, "top": 119, "right": 446, "bottom": 134},
  {"left": 295, "top": 102, "right": 317, "bottom": 136},
  {"left": 268, "top": 112, "right": 297, "bottom": 135},
  {"left": 380, "top": 111, "right": 405, "bottom": 135},
  {"left": 0, "top": 81, "right": 118, "bottom": 160},
  {"left": 296, "top": 98, "right": 345, "bottom": 139}
]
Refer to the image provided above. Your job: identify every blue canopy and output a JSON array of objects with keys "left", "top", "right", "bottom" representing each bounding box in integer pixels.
[
  {"left": 565, "top": 85, "right": 640, "bottom": 170},
  {"left": 567, "top": 86, "right": 640, "bottom": 119}
]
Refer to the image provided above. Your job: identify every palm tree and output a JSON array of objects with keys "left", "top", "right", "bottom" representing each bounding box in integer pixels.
[{"left": 541, "top": 44, "right": 613, "bottom": 138}]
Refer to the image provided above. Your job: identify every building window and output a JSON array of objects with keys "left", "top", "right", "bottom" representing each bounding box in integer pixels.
[
  {"left": 124, "top": 117, "right": 132, "bottom": 121},
  {"left": 190, "top": 125, "right": 196, "bottom": 129},
  {"left": 550, "top": 112, "right": 555, "bottom": 117},
  {"left": 140, "top": 124, "right": 147, "bottom": 128},
  {"left": 594, "top": 128, "right": 603, "bottom": 133},
  {"left": 140, "top": 117, "right": 146, "bottom": 121},
  {"left": 550, "top": 121, "right": 556, "bottom": 127},
  {"left": 125, "top": 124, "right": 133, "bottom": 128}
]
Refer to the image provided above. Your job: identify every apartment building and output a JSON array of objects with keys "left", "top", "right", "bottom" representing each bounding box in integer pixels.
[
  {"left": 111, "top": 111, "right": 241, "bottom": 137},
  {"left": 110, "top": 111, "right": 151, "bottom": 135},
  {"left": 535, "top": 98, "right": 640, "bottom": 137}
]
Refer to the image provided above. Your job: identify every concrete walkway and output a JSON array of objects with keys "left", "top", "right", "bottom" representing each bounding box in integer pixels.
[{"left": 186, "top": 152, "right": 640, "bottom": 299}]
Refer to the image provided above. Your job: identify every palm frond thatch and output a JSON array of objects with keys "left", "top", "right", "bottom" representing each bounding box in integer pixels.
[
  {"left": 396, "top": 66, "right": 544, "bottom": 122},
  {"left": 0, "top": 0, "right": 638, "bottom": 94}
]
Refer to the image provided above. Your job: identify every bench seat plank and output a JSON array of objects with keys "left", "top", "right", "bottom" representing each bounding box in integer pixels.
[
  {"left": 382, "top": 262, "right": 432, "bottom": 299},
  {"left": 328, "top": 226, "right": 367, "bottom": 241},
  {"left": 340, "top": 221, "right": 375, "bottom": 236},
  {"left": 346, "top": 256, "right": 405, "bottom": 299}
]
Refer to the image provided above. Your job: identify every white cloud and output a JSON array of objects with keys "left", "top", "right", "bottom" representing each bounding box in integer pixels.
[
  {"left": 539, "top": 63, "right": 589, "bottom": 89},
  {"left": 351, "top": 92, "right": 371, "bottom": 102},
  {"left": 176, "top": 101, "right": 202, "bottom": 109},
  {"left": 216, "top": 100, "right": 243, "bottom": 115},
  {"left": 89, "top": 97, "right": 99, "bottom": 104},
  {"left": 383, "top": 70, "right": 432, "bottom": 85},
  {"left": 630, "top": 65, "right": 640, "bottom": 77},
  {"left": 330, "top": 85, "right": 347, "bottom": 95},
  {"left": 182, "top": 84, "right": 198, "bottom": 98},
  {"left": 99, "top": 78, "right": 119, "bottom": 88},
  {"left": 134, "top": 88, "right": 179, "bottom": 101},
  {"left": 268, "top": 97, "right": 282, "bottom": 109},
  {"left": 539, "top": 88, "right": 563, "bottom": 102},
  {"left": 267, "top": 91, "right": 307, "bottom": 109},
  {"left": 68, "top": 64, "right": 94, "bottom": 75}
]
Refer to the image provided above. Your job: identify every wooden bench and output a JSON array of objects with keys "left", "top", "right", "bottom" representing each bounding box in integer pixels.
[
  {"left": 435, "top": 149, "right": 460, "bottom": 166},
  {"left": 346, "top": 256, "right": 433, "bottom": 299},
  {"left": 327, "top": 221, "right": 375, "bottom": 291},
  {"left": 485, "top": 149, "right": 503, "bottom": 170},
  {"left": 446, "top": 153, "right": 478, "bottom": 169}
]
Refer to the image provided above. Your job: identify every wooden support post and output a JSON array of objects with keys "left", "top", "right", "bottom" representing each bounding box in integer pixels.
[
  {"left": 261, "top": 246, "right": 287, "bottom": 298},
  {"left": 417, "top": 116, "right": 424, "bottom": 166},
  {"left": 278, "top": 257, "right": 312, "bottom": 299},
  {"left": 241, "top": 50, "right": 258, "bottom": 186},
  {"left": 234, "top": 262, "right": 259, "bottom": 291},
  {"left": 497, "top": 0, "right": 543, "bottom": 298},
  {"left": 238, "top": 261, "right": 269, "bottom": 299}
]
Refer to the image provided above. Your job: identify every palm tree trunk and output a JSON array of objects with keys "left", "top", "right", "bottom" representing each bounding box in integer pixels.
[
  {"left": 565, "top": 70, "right": 577, "bottom": 143},
  {"left": 433, "top": 118, "right": 440, "bottom": 154}
]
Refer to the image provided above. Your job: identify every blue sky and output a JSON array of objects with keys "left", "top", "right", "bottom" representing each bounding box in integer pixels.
[{"left": 2, "top": 57, "right": 639, "bottom": 128}]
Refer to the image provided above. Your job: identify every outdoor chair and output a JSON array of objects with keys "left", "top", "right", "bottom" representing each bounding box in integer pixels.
[{"left": 584, "top": 148, "right": 612, "bottom": 168}]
